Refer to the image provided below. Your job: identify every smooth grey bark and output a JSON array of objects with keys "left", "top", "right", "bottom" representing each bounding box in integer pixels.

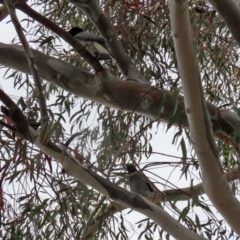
[
  {"left": 169, "top": 0, "right": 240, "bottom": 234},
  {"left": 31, "top": 128, "right": 207, "bottom": 240},
  {"left": 0, "top": 42, "right": 239, "bottom": 140},
  {"left": 207, "top": 0, "right": 240, "bottom": 46}
]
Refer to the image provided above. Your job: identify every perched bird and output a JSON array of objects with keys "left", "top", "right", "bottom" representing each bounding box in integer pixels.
[
  {"left": 68, "top": 27, "right": 113, "bottom": 61},
  {"left": 126, "top": 164, "right": 154, "bottom": 197}
]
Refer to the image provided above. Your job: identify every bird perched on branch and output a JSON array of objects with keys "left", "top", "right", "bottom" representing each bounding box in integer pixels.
[
  {"left": 68, "top": 27, "right": 113, "bottom": 61},
  {"left": 126, "top": 163, "right": 154, "bottom": 197}
]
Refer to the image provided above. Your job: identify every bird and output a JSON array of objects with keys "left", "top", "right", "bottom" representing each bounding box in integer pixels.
[
  {"left": 68, "top": 27, "right": 113, "bottom": 61},
  {"left": 126, "top": 163, "right": 155, "bottom": 197}
]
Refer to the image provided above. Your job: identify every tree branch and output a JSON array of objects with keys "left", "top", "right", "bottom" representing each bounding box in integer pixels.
[
  {"left": 1, "top": 0, "right": 105, "bottom": 72},
  {"left": 81, "top": 197, "right": 106, "bottom": 239},
  {"left": 169, "top": 0, "right": 240, "bottom": 234},
  {"left": 4, "top": 0, "right": 49, "bottom": 130},
  {"left": 0, "top": 42, "right": 239, "bottom": 142},
  {"left": 0, "top": 43, "right": 240, "bottom": 142},
  {"left": 207, "top": 0, "right": 240, "bottom": 46},
  {"left": 67, "top": 0, "right": 147, "bottom": 84},
  {"left": 31, "top": 128, "right": 206, "bottom": 240},
  {"left": 86, "top": 165, "right": 240, "bottom": 236},
  {"left": 0, "top": 88, "right": 31, "bottom": 141}
]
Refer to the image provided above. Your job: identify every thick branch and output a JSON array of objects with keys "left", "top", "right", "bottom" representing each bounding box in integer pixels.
[
  {"left": 87, "top": 165, "right": 240, "bottom": 235},
  {"left": 31, "top": 128, "right": 206, "bottom": 240},
  {"left": 169, "top": 0, "right": 240, "bottom": 234},
  {"left": 0, "top": 42, "right": 239, "bottom": 140},
  {"left": 207, "top": 0, "right": 240, "bottom": 46}
]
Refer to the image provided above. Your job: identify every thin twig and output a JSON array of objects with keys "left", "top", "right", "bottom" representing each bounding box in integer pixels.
[
  {"left": 4, "top": 0, "right": 49, "bottom": 127},
  {"left": 80, "top": 196, "right": 106, "bottom": 239}
]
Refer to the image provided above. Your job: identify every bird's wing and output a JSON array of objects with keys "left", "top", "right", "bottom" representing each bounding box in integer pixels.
[
  {"left": 93, "top": 42, "right": 110, "bottom": 55},
  {"left": 75, "top": 31, "right": 107, "bottom": 45},
  {"left": 146, "top": 181, "right": 155, "bottom": 192},
  {"left": 75, "top": 32, "right": 112, "bottom": 58},
  {"left": 138, "top": 172, "right": 155, "bottom": 193}
]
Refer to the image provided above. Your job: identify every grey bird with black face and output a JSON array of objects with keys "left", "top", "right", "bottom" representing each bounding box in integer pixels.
[
  {"left": 126, "top": 164, "right": 154, "bottom": 197},
  {"left": 68, "top": 27, "right": 113, "bottom": 61}
]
